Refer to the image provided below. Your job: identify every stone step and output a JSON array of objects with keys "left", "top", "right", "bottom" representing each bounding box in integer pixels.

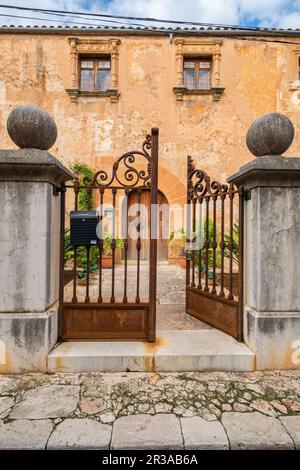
[{"left": 47, "top": 330, "right": 255, "bottom": 373}]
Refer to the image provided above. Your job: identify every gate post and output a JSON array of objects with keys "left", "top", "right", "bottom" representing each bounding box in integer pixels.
[
  {"left": 0, "top": 105, "right": 74, "bottom": 372},
  {"left": 228, "top": 113, "right": 300, "bottom": 369}
]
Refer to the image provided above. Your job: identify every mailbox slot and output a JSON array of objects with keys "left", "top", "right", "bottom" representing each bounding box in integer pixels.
[{"left": 70, "top": 211, "right": 99, "bottom": 246}]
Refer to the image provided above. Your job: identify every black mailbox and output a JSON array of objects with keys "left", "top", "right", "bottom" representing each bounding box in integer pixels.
[{"left": 70, "top": 211, "right": 99, "bottom": 246}]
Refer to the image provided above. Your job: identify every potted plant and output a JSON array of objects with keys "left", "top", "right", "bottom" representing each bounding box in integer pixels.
[
  {"left": 101, "top": 233, "right": 124, "bottom": 269},
  {"left": 77, "top": 261, "right": 98, "bottom": 285},
  {"left": 77, "top": 268, "right": 88, "bottom": 286}
]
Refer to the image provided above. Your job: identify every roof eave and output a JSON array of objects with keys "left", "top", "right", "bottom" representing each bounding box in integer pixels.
[{"left": 0, "top": 26, "right": 299, "bottom": 37}]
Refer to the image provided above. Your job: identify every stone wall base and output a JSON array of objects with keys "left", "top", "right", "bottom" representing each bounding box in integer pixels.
[
  {"left": 0, "top": 306, "right": 58, "bottom": 373},
  {"left": 244, "top": 306, "right": 300, "bottom": 370}
]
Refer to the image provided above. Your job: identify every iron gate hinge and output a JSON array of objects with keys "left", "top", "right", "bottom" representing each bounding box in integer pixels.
[
  {"left": 53, "top": 185, "right": 66, "bottom": 196},
  {"left": 244, "top": 189, "right": 251, "bottom": 201}
]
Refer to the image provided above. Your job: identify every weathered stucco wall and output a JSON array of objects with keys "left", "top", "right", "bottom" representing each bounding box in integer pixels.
[{"left": 0, "top": 32, "right": 299, "bottom": 206}]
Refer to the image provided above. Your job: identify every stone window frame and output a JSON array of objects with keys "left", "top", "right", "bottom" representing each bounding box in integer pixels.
[
  {"left": 173, "top": 38, "right": 225, "bottom": 101},
  {"left": 289, "top": 47, "right": 300, "bottom": 91},
  {"left": 66, "top": 37, "right": 121, "bottom": 103}
]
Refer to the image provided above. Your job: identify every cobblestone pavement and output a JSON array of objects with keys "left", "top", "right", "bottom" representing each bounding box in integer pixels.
[{"left": 1, "top": 370, "right": 300, "bottom": 449}]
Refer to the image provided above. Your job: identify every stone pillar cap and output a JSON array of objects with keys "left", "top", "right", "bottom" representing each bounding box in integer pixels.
[
  {"left": 0, "top": 149, "right": 74, "bottom": 185},
  {"left": 228, "top": 155, "right": 300, "bottom": 189}
]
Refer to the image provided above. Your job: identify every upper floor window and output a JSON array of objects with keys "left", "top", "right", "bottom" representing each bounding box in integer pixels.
[
  {"left": 80, "top": 57, "right": 111, "bottom": 92},
  {"left": 183, "top": 58, "right": 212, "bottom": 90}
]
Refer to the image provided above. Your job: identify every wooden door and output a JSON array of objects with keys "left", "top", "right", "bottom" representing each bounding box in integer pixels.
[{"left": 127, "top": 189, "right": 168, "bottom": 260}]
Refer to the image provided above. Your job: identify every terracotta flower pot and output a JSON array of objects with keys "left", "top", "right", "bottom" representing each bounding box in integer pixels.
[
  {"left": 179, "top": 255, "right": 186, "bottom": 269},
  {"left": 102, "top": 256, "right": 113, "bottom": 269},
  {"left": 77, "top": 278, "right": 87, "bottom": 286}
]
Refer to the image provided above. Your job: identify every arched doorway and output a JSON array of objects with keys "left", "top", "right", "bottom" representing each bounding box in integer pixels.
[{"left": 127, "top": 188, "right": 169, "bottom": 261}]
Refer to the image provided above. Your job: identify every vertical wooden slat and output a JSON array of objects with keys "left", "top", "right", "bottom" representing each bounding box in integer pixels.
[
  {"left": 204, "top": 196, "right": 210, "bottom": 292},
  {"left": 148, "top": 128, "right": 159, "bottom": 342},
  {"left": 98, "top": 188, "right": 104, "bottom": 303},
  {"left": 123, "top": 188, "right": 129, "bottom": 304},
  {"left": 228, "top": 184, "right": 234, "bottom": 301},
  {"left": 58, "top": 183, "right": 66, "bottom": 341},
  {"left": 110, "top": 188, "right": 117, "bottom": 303},
  {"left": 72, "top": 178, "right": 80, "bottom": 303}
]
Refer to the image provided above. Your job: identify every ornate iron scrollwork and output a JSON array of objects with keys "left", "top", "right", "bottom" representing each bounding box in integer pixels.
[
  {"left": 187, "top": 155, "right": 229, "bottom": 200},
  {"left": 82, "top": 134, "right": 152, "bottom": 189}
]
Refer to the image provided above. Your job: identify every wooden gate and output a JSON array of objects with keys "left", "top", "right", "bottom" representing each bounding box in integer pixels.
[
  {"left": 186, "top": 156, "right": 244, "bottom": 340},
  {"left": 59, "top": 128, "right": 158, "bottom": 341}
]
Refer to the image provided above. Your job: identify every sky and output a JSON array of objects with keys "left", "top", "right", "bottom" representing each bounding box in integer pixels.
[{"left": 0, "top": 0, "right": 299, "bottom": 29}]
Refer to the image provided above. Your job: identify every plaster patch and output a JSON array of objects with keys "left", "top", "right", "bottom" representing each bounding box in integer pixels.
[
  {"left": 95, "top": 118, "right": 114, "bottom": 155},
  {"left": 129, "top": 62, "right": 145, "bottom": 81},
  {"left": 46, "top": 72, "right": 65, "bottom": 92}
]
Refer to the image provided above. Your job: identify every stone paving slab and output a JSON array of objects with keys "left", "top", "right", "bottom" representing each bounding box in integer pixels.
[
  {"left": 280, "top": 416, "right": 300, "bottom": 449},
  {"left": 10, "top": 385, "right": 80, "bottom": 419},
  {"left": 0, "top": 371, "right": 300, "bottom": 449},
  {"left": 47, "top": 418, "right": 111, "bottom": 449},
  {"left": 111, "top": 414, "right": 183, "bottom": 450},
  {"left": 0, "top": 419, "right": 53, "bottom": 449},
  {"left": 222, "top": 412, "right": 294, "bottom": 450},
  {"left": 0, "top": 395, "right": 15, "bottom": 418},
  {"left": 180, "top": 417, "right": 229, "bottom": 450}
]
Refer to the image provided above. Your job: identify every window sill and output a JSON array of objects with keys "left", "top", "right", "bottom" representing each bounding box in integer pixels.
[
  {"left": 66, "top": 88, "right": 119, "bottom": 103},
  {"left": 173, "top": 86, "right": 225, "bottom": 101}
]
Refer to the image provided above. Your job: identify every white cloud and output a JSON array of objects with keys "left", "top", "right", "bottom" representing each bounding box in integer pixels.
[
  {"left": 279, "top": 12, "right": 300, "bottom": 28},
  {"left": 0, "top": 0, "right": 299, "bottom": 28},
  {"left": 108, "top": 0, "right": 241, "bottom": 25}
]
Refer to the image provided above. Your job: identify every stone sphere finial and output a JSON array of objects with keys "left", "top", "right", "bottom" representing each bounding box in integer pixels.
[
  {"left": 7, "top": 104, "right": 57, "bottom": 150},
  {"left": 246, "top": 113, "right": 294, "bottom": 157}
]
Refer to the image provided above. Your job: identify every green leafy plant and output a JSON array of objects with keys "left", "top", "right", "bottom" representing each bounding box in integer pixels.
[
  {"left": 77, "top": 262, "right": 98, "bottom": 281},
  {"left": 168, "top": 220, "right": 221, "bottom": 269},
  {"left": 102, "top": 233, "right": 124, "bottom": 257},
  {"left": 75, "top": 246, "right": 99, "bottom": 269},
  {"left": 71, "top": 162, "right": 95, "bottom": 210},
  {"left": 198, "top": 218, "right": 221, "bottom": 269},
  {"left": 74, "top": 234, "right": 124, "bottom": 274}
]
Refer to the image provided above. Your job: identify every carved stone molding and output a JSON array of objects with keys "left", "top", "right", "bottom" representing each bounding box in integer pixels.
[
  {"left": 66, "top": 37, "right": 121, "bottom": 102},
  {"left": 173, "top": 38, "right": 224, "bottom": 101},
  {"left": 289, "top": 46, "right": 300, "bottom": 91}
]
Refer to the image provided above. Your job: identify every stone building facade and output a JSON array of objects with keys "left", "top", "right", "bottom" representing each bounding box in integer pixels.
[{"left": 0, "top": 25, "right": 299, "bottom": 259}]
